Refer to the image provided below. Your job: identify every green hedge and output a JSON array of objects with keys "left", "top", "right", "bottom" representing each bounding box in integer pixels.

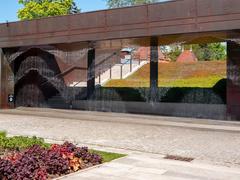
[{"left": 91, "top": 79, "right": 226, "bottom": 104}]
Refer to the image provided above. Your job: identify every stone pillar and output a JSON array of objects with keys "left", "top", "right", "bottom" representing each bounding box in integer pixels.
[
  {"left": 87, "top": 48, "right": 95, "bottom": 99},
  {"left": 150, "top": 37, "right": 159, "bottom": 102},
  {"left": 0, "top": 49, "right": 2, "bottom": 108},
  {"left": 227, "top": 41, "right": 240, "bottom": 120},
  {"left": 0, "top": 48, "right": 14, "bottom": 109}
]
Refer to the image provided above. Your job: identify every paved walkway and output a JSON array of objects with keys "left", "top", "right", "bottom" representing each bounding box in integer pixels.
[
  {"left": 58, "top": 149, "right": 240, "bottom": 180},
  {"left": 0, "top": 108, "right": 240, "bottom": 179}
]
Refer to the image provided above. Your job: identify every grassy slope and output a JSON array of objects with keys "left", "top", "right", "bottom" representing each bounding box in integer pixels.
[{"left": 105, "top": 61, "right": 226, "bottom": 88}]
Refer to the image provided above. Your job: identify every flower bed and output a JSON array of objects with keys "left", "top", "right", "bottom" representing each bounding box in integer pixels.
[{"left": 0, "top": 132, "right": 125, "bottom": 180}]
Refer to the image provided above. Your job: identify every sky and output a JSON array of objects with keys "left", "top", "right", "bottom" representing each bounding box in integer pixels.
[{"left": 0, "top": 0, "right": 107, "bottom": 23}]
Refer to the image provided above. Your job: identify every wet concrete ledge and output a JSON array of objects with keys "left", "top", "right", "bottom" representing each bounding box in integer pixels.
[
  {"left": 72, "top": 101, "right": 227, "bottom": 120},
  {"left": 1, "top": 107, "right": 239, "bottom": 133}
]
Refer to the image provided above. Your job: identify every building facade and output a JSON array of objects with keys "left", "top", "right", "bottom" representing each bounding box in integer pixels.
[{"left": 1, "top": 0, "right": 240, "bottom": 120}]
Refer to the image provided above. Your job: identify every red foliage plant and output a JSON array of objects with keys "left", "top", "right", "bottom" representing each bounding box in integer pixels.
[{"left": 0, "top": 142, "right": 102, "bottom": 180}]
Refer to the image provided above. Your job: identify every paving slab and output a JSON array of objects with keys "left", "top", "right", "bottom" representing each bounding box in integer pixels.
[
  {"left": 57, "top": 151, "right": 240, "bottom": 180},
  {"left": 0, "top": 108, "right": 240, "bottom": 170}
]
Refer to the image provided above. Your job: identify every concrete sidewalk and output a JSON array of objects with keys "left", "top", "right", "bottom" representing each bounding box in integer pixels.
[
  {"left": 59, "top": 149, "right": 240, "bottom": 180},
  {"left": 41, "top": 139, "right": 240, "bottom": 180},
  {"left": 0, "top": 108, "right": 240, "bottom": 172}
]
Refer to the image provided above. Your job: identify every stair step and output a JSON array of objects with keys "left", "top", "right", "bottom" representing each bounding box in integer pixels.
[{"left": 67, "top": 60, "right": 148, "bottom": 86}]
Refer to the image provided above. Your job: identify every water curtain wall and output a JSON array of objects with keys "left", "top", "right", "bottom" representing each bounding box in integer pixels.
[{"left": 0, "top": 36, "right": 230, "bottom": 120}]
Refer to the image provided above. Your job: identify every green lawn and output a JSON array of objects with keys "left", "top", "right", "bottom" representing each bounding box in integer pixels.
[
  {"left": 90, "top": 150, "right": 126, "bottom": 163},
  {"left": 105, "top": 61, "right": 226, "bottom": 88}
]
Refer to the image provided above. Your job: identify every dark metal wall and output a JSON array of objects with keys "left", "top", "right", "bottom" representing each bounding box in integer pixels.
[
  {"left": 0, "top": 41, "right": 232, "bottom": 121},
  {"left": 0, "top": 49, "right": 14, "bottom": 109},
  {"left": 14, "top": 48, "right": 63, "bottom": 107},
  {"left": 0, "top": 43, "right": 124, "bottom": 109},
  {"left": 1, "top": 0, "right": 240, "bottom": 48},
  {"left": 227, "top": 42, "right": 240, "bottom": 120}
]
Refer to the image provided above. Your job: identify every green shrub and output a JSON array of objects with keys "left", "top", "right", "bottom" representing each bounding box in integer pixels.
[
  {"left": 0, "top": 131, "right": 50, "bottom": 150},
  {"left": 0, "top": 131, "right": 6, "bottom": 138}
]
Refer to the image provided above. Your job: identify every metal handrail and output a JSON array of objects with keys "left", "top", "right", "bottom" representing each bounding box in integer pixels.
[
  {"left": 60, "top": 66, "right": 86, "bottom": 77},
  {"left": 95, "top": 52, "right": 120, "bottom": 83},
  {"left": 40, "top": 51, "right": 119, "bottom": 94},
  {"left": 40, "top": 65, "right": 86, "bottom": 87},
  {"left": 121, "top": 59, "right": 131, "bottom": 65},
  {"left": 95, "top": 52, "right": 118, "bottom": 68},
  {"left": 72, "top": 80, "right": 86, "bottom": 88}
]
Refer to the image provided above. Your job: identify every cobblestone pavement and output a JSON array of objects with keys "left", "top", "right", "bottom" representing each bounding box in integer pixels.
[{"left": 0, "top": 108, "right": 240, "bottom": 169}]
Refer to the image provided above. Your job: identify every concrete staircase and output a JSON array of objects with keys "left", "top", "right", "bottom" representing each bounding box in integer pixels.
[
  {"left": 96, "top": 60, "right": 148, "bottom": 85},
  {"left": 70, "top": 81, "right": 87, "bottom": 87},
  {"left": 69, "top": 60, "right": 148, "bottom": 87}
]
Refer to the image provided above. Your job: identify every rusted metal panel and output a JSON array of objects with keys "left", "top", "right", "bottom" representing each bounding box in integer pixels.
[
  {"left": 198, "top": 19, "right": 240, "bottom": 33},
  {"left": 106, "top": 6, "right": 147, "bottom": 26},
  {"left": 1, "top": 0, "right": 240, "bottom": 48},
  {"left": 0, "top": 24, "right": 8, "bottom": 38},
  {"left": 38, "top": 16, "right": 68, "bottom": 33},
  {"left": 149, "top": 23, "right": 197, "bottom": 37},
  {"left": 148, "top": 0, "right": 196, "bottom": 21},
  {"left": 9, "top": 20, "right": 37, "bottom": 36},
  {"left": 197, "top": 0, "right": 240, "bottom": 17},
  {"left": 197, "top": 14, "right": 240, "bottom": 24},
  {"left": 70, "top": 11, "right": 105, "bottom": 30}
]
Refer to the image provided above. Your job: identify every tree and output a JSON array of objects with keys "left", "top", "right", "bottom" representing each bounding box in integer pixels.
[
  {"left": 18, "top": 0, "right": 80, "bottom": 20},
  {"left": 192, "top": 43, "right": 226, "bottom": 61},
  {"left": 106, "top": 0, "right": 159, "bottom": 8},
  {"left": 163, "top": 43, "right": 226, "bottom": 61},
  {"left": 167, "top": 44, "right": 182, "bottom": 61}
]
